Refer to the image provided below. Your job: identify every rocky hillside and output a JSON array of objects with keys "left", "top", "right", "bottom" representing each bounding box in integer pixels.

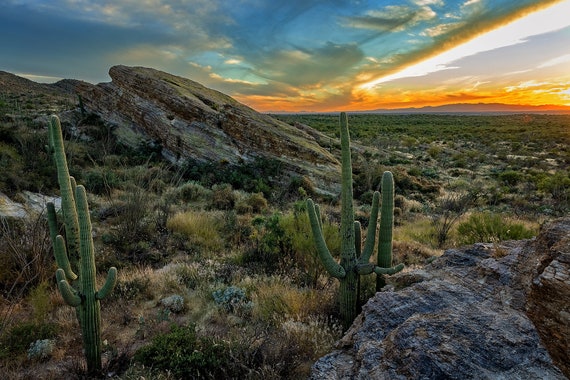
[
  {"left": 1, "top": 66, "right": 341, "bottom": 195},
  {"left": 310, "top": 217, "right": 570, "bottom": 379},
  {"left": 67, "top": 65, "right": 340, "bottom": 194}
]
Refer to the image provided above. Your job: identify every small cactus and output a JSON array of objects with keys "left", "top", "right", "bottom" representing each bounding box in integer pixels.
[
  {"left": 46, "top": 115, "right": 117, "bottom": 374},
  {"left": 307, "top": 112, "right": 403, "bottom": 330}
]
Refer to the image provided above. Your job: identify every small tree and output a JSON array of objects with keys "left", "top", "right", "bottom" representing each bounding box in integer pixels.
[{"left": 431, "top": 191, "right": 477, "bottom": 248}]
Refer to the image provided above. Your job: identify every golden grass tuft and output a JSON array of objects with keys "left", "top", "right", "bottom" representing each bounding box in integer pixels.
[{"left": 166, "top": 210, "right": 224, "bottom": 253}]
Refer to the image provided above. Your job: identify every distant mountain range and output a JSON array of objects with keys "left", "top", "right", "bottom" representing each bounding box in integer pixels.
[{"left": 364, "top": 103, "right": 570, "bottom": 115}]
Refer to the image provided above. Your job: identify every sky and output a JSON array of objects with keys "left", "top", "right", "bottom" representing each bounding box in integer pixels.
[{"left": 1, "top": 0, "right": 569, "bottom": 112}]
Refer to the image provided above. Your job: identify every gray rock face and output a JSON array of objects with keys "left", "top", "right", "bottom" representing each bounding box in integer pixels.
[
  {"left": 72, "top": 65, "right": 341, "bottom": 194},
  {"left": 310, "top": 218, "right": 570, "bottom": 380}
]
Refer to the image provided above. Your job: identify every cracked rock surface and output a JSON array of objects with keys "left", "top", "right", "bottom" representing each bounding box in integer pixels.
[{"left": 310, "top": 218, "right": 570, "bottom": 380}]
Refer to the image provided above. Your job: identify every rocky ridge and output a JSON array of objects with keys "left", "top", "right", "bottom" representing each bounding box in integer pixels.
[
  {"left": 310, "top": 217, "right": 570, "bottom": 379},
  {"left": 69, "top": 65, "right": 341, "bottom": 194}
]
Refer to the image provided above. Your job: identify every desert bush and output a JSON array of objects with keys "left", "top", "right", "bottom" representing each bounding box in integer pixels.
[
  {"left": 0, "top": 321, "right": 58, "bottom": 360},
  {"left": 497, "top": 169, "right": 524, "bottom": 186},
  {"left": 108, "top": 186, "right": 155, "bottom": 252},
  {"left": 83, "top": 167, "right": 119, "bottom": 196},
  {"left": 431, "top": 191, "right": 478, "bottom": 248},
  {"left": 457, "top": 212, "right": 536, "bottom": 245},
  {"left": 134, "top": 323, "right": 238, "bottom": 379},
  {"left": 27, "top": 281, "right": 54, "bottom": 323},
  {"left": 212, "top": 286, "right": 252, "bottom": 314},
  {"left": 27, "top": 339, "right": 55, "bottom": 361},
  {"left": 112, "top": 276, "right": 152, "bottom": 301},
  {"left": 160, "top": 295, "right": 185, "bottom": 313},
  {"left": 240, "top": 213, "right": 288, "bottom": 274},
  {"left": 174, "top": 181, "right": 210, "bottom": 202},
  {"left": 279, "top": 315, "right": 342, "bottom": 360},
  {"left": 0, "top": 214, "right": 52, "bottom": 298},
  {"left": 209, "top": 183, "right": 237, "bottom": 210},
  {"left": 536, "top": 171, "right": 570, "bottom": 212},
  {"left": 236, "top": 192, "right": 268, "bottom": 214},
  {"left": 279, "top": 210, "right": 341, "bottom": 287},
  {"left": 250, "top": 276, "right": 337, "bottom": 325}
]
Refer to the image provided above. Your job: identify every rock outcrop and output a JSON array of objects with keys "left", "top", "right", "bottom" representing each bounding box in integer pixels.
[
  {"left": 71, "top": 65, "right": 340, "bottom": 194},
  {"left": 310, "top": 218, "right": 570, "bottom": 379}
]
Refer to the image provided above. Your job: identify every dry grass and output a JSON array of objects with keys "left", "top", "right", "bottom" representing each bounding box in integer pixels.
[{"left": 166, "top": 210, "right": 224, "bottom": 253}]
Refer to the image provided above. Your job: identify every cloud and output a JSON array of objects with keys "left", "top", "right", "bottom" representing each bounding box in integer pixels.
[
  {"left": 360, "top": 0, "right": 567, "bottom": 89},
  {"left": 253, "top": 42, "right": 364, "bottom": 87},
  {"left": 537, "top": 53, "right": 570, "bottom": 69},
  {"left": 341, "top": 6, "right": 425, "bottom": 32}
]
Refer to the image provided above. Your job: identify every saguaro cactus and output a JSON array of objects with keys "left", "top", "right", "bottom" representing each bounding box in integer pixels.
[
  {"left": 46, "top": 115, "right": 117, "bottom": 374},
  {"left": 377, "top": 170, "right": 396, "bottom": 291},
  {"left": 307, "top": 112, "right": 403, "bottom": 330}
]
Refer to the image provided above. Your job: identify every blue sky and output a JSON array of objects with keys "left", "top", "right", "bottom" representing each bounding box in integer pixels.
[{"left": 1, "top": 0, "right": 569, "bottom": 111}]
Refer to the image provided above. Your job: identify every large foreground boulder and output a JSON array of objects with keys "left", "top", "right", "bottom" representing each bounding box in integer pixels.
[{"left": 310, "top": 218, "right": 570, "bottom": 379}]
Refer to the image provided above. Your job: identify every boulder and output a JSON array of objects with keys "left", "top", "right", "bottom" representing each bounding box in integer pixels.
[{"left": 310, "top": 218, "right": 570, "bottom": 379}]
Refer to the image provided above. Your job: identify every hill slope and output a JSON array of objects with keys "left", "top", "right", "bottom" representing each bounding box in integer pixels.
[{"left": 69, "top": 65, "right": 340, "bottom": 194}]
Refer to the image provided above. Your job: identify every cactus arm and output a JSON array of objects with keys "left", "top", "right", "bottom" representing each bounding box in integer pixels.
[
  {"left": 307, "top": 199, "right": 345, "bottom": 278},
  {"left": 354, "top": 221, "right": 362, "bottom": 258},
  {"left": 56, "top": 269, "right": 81, "bottom": 307},
  {"left": 54, "top": 235, "right": 78, "bottom": 281},
  {"left": 49, "top": 115, "right": 80, "bottom": 264},
  {"left": 96, "top": 267, "right": 117, "bottom": 300},
  {"left": 339, "top": 112, "right": 356, "bottom": 266},
  {"left": 314, "top": 203, "right": 323, "bottom": 232},
  {"left": 360, "top": 191, "right": 380, "bottom": 263},
  {"left": 75, "top": 185, "right": 97, "bottom": 295},
  {"left": 374, "top": 263, "right": 405, "bottom": 275},
  {"left": 378, "top": 171, "right": 395, "bottom": 268}
]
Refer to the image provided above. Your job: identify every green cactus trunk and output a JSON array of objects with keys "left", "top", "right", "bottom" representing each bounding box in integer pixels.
[
  {"left": 377, "top": 171, "right": 395, "bottom": 291},
  {"left": 76, "top": 185, "right": 103, "bottom": 372},
  {"left": 338, "top": 112, "right": 359, "bottom": 327},
  {"left": 307, "top": 112, "right": 403, "bottom": 330},
  {"left": 47, "top": 115, "right": 116, "bottom": 374}
]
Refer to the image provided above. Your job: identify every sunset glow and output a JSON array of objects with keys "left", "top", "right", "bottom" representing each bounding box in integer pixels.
[{"left": 1, "top": 0, "right": 569, "bottom": 112}]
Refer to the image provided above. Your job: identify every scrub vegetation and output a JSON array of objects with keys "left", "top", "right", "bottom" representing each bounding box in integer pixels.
[{"left": 0, "top": 96, "right": 568, "bottom": 378}]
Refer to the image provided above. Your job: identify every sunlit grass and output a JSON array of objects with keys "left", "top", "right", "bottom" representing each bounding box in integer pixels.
[{"left": 166, "top": 210, "right": 224, "bottom": 253}]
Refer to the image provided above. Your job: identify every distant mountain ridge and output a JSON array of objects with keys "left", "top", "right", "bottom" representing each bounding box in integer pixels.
[{"left": 366, "top": 102, "right": 570, "bottom": 114}]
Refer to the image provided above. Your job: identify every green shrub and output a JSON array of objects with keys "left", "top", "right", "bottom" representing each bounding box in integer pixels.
[
  {"left": 497, "top": 170, "right": 523, "bottom": 186},
  {"left": 212, "top": 286, "right": 252, "bottom": 314},
  {"left": 0, "top": 321, "right": 58, "bottom": 360},
  {"left": 134, "top": 324, "right": 236, "bottom": 379},
  {"left": 457, "top": 212, "right": 536, "bottom": 245},
  {"left": 240, "top": 213, "right": 287, "bottom": 274},
  {"left": 112, "top": 276, "right": 152, "bottom": 301},
  {"left": 210, "top": 183, "right": 237, "bottom": 210},
  {"left": 279, "top": 211, "right": 341, "bottom": 287},
  {"left": 83, "top": 167, "right": 119, "bottom": 195}
]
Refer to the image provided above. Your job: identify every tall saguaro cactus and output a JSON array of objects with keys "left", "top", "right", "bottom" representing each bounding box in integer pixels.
[
  {"left": 307, "top": 112, "right": 403, "bottom": 330},
  {"left": 46, "top": 115, "right": 117, "bottom": 374}
]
